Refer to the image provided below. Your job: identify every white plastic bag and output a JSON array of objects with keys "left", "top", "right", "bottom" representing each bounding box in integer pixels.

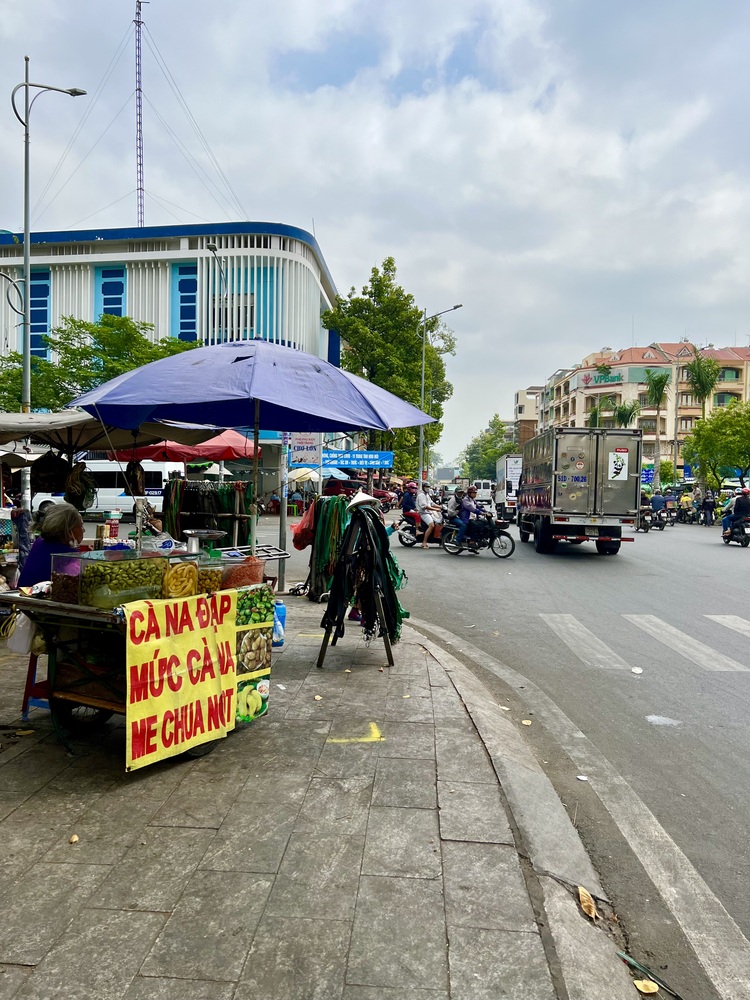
[{"left": 7, "top": 613, "right": 33, "bottom": 655}]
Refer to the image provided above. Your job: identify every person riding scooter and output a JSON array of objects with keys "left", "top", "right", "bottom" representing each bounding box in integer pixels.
[
  {"left": 416, "top": 483, "right": 442, "bottom": 549},
  {"left": 722, "top": 487, "right": 750, "bottom": 538},
  {"left": 455, "top": 486, "right": 485, "bottom": 548},
  {"left": 400, "top": 482, "right": 421, "bottom": 529}
]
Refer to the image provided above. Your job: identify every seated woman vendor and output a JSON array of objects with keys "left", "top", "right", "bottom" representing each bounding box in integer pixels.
[{"left": 18, "top": 503, "right": 85, "bottom": 587}]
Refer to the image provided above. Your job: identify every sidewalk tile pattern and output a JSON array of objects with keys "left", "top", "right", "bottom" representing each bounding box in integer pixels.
[{"left": 0, "top": 599, "right": 557, "bottom": 999}]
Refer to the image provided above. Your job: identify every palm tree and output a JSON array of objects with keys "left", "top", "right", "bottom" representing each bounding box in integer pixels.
[
  {"left": 684, "top": 348, "right": 721, "bottom": 419},
  {"left": 611, "top": 400, "right": 641, "bottom": 427},
  {"left": 644, "top": 369, "right": 671, "bottom": 490},
  {"left": 585, "top": 395, "right": 614, "bottom": 428}
]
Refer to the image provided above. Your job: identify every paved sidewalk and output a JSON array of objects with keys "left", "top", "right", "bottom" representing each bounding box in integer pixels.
[{"left": 0, "top": 597, "right": 632, "bottom": 999}]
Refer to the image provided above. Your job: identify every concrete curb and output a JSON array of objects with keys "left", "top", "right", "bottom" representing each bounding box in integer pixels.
[{"left": 404, "top": 622, "right": 635, "bottom": 1000}]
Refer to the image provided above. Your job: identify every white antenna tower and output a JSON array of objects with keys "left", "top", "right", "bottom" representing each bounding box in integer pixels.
[{"left": 134, "top": 0, "right": 148, "bottom": 226}]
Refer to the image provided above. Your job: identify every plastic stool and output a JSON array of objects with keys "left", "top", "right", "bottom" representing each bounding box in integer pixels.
[{"left": 21, "top": 654, "right": 50, "bottom": 722}]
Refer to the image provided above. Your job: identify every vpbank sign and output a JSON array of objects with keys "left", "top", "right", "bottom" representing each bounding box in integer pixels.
[{"left": 581, "top": 372, "right": 623, "bottom": 385}]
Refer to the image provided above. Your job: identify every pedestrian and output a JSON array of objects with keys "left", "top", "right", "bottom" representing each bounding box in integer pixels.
[{"left": 702, "top": 490, "right": 715, "bottom": 527}]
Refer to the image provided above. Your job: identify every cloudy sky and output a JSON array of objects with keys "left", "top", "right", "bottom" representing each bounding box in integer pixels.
[{"left": 2, "top": 1, "right": 750, "bottom": 462}]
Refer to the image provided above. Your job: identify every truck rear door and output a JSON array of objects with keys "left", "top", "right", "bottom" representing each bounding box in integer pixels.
[
  {"left": 554, "top": 430, "right": 593, "bottom": 515},
  {"left": 595, "top": 432, "right": 639, "bottom": 515}
]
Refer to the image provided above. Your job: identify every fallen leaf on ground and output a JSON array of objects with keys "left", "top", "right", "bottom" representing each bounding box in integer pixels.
[
  {"left": 577, "top": 775, "right": 589, "bottom": 781},
  {"left": 313, "top": 695, "right": 323, "bottom": 701},
  {"left": 633, "top": 981, "right": 659, "bottom": 995},
  {"left": 15, "top": 730, "right": 34, "bottom": 737},
  {"left": 344, "top": 669, "right": 352, "bottom": 673},
  {"left": 463, "top": 625, "right": 476, "bottom": 628},
  {"left": 68, "top": 834, "right": 79, "bottom": 845},
  {"left": 521, "top": 719, "right": 532, "bottom": 726},
  {"left": 500, "top": 706, "right": 511, "bottom": 711},
  {"left": 578, "top": 886, "right": 598, "bottom": 920},
  {"left": 402, "top": 694, "right": 410, "bottom": 699}
]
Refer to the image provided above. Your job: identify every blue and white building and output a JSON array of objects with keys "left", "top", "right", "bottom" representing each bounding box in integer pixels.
[{"left": 0, "top": 222, "right": 339, "bottom": 363}]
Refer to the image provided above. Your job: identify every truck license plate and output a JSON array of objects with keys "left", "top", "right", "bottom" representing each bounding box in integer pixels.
[{"left": 585, "top": 527, "right": 599, "bottom": 537}]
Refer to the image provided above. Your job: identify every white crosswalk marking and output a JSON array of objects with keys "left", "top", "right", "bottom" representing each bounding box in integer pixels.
[
  {"left": 539, "top": 614, "right": 632, "bottom": 670},
  {"left": 705, "top": 615, "right": 750, "bottom": 639},
  {"left": 623, "top": 615, "right": 750, "bottom": 672}
]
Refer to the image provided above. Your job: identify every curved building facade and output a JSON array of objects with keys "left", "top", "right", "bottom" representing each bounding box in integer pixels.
[{"left": 0, "top": 222, "right": 339, "bottom": 363}]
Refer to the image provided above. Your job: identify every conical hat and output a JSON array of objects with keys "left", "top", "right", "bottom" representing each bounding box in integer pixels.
[{"left": 347, "top": 490, "right": 380, "bottom": 511}]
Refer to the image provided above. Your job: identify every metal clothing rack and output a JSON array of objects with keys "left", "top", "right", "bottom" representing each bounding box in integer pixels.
[{"left": 316, "top": 513, "right": 394, "bottom": 669}]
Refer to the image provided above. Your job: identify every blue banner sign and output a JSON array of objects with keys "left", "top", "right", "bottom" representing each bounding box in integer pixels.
[
  {"left": 290, "top": 450, "right": 394, "bottom": 469},
  {"left": 641, "top": 468, "right": 654, "bottom": 484}
]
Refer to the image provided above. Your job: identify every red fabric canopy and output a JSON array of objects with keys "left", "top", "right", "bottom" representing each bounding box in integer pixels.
[{"left": 113, "top": 429, "right": 260, "bottom": 463}]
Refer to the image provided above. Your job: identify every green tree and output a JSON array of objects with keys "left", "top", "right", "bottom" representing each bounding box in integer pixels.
[
  {"left": 659, "top": 460, "right": 675, "bottom": 487},
  {"left": 682, "top": 401, "right": 750, "bottom": 489},
  {"left": 585, "top": 395, "right": 614, "bottom": 427},
  {"left": 684, "top": 348, "right": 721, "bottom": 419},
  {"left": 321, "top": 258, "right": 455, "bottom": 472},
  {"left": 611, "top": 400, "right": 641, "bottom": 427},
  {"left": 0, "top": 314, "right": 198, "bottom": 412},
  {"left": 458, "top": 416, "right": 515, "bottom": 479},
  {"left": 644, "top": 369, "right": 671, "bottom": 490}
]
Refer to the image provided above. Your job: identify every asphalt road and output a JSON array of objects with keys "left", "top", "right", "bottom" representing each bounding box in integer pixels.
[{"left": 267, "top": 512, "right": 750, "bottom": 1000}]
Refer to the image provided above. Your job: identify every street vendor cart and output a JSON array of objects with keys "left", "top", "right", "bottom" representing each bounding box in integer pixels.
[{"left": 0, "top": 545, "right": 286, "bottom": 770}]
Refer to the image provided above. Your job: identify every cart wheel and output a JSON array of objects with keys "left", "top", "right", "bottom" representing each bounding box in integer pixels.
[
  {"left": 183, "top": 738, "right": 221, "bottom": 758},
  {"left": 50, "top": 699, "right": 114, "bottom": 732}
]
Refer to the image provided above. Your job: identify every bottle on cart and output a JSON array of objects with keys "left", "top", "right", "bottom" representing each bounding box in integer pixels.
[{"left": 272, "top": 598, "right": 286, "bottom": 648}]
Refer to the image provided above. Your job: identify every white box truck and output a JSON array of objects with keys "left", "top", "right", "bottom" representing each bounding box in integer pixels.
[
  {"left": 494, "top": 454, "right": 522, "bottom": 522},
  {"left": 517, "top": 427, "right": 642, "bottom": 555}
]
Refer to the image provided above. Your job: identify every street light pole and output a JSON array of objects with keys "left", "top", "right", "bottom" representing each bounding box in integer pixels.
[
  {"left": 418, "top": 303, "right": 462, "bottom": 482},
  {"left": 11, "top": 56, "right": 85, "bottom": 508}
]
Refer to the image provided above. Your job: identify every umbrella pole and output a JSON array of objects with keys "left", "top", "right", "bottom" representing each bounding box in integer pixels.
[
  {"left": 250, "top": 399, "right": 260, "bottom": 555},
  {"left": 278, "top": 433, "right": 288, "bottom": 592}
]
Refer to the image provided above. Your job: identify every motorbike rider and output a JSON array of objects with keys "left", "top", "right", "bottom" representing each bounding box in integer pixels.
[
  {"left": 722, "top": 487, "right": 750, "bottom": 537},
  {"left": 650, "top": 489, "right": 666, "bottom": 512},
  {"left": 702, "top": 489, "right": 716, "bottom": 527},
  {"left": 446, "top": 489, "right": 465, "bottom": 529},
  {"left": 455, "top": 485, "right": 484, "bottom": 547},
  {"left": 416, "top": 482, "right": 442, "bottom": 548},
  {"left": 401, "top": 482, "right": 421, "bottom": 529},
  {"left": 640, "top": 487, "right": 651, "bottom": 508}
]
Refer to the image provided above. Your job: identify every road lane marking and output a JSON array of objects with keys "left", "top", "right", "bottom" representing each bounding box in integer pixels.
[
  {"left": 540, "top": 614, "right": 631, "bottom": 670},
  {"left": 623, "top": 615, "right": 750, "bottom": 672},
  {"left": 705, "top": 615, "right": 750, "bottom": 639},
  {"left": 408, "top": 618, "right": 750, "bottom": 999}
]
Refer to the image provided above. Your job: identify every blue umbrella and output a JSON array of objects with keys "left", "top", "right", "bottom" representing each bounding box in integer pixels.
[
  {"left": 70, "top": 339, "right": 433, "bottom": 433},
  {"left": 70, "top": 340, "right": 433, "bottom": 551}
]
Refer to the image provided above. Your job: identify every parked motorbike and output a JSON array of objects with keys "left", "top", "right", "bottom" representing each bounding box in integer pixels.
[
  {"left": 442, "top": 512, "right": 515, "bottom": 558},
  {"left": 723, "top": 516, "right": 750, "bottom": 547}
]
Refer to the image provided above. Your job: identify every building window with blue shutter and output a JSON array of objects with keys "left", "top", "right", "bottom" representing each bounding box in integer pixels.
[
  {"left": 170, "top": 263, "right": 198, "bottom": 341},
  {"left": 94, "top": 266, "right": 126, "bottom": 318},
  {"left": 29, "top": 270, "right": 51, "bottom": 357}
]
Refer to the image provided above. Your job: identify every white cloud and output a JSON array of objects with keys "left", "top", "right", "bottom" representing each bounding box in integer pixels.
[{"left": 2, "top": 0, "right": 750, "bottom": 460}]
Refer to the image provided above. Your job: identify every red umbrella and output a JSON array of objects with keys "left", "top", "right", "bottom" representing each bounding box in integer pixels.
[{"left": 113, "top": 429, "right": 260, "bottom": 463}]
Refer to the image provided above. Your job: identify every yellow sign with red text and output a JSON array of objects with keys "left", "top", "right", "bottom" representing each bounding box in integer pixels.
[{"left": 125, "top": 591, "right": 238, "bottom": 770}]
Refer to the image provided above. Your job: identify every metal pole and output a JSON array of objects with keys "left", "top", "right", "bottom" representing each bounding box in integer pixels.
[
  {"left": 250, "top": 399, "right": 260, "bottom": 555},
  {"left": 20, "top": 57, "right": 31, "bottom": 510},
  {"left": 418, "top": 308, "right": 426, "bottom": 481},
  {"left": 278, "top": 432, "right": 289, "bottom": 592},
  {"left": 673, "top": 363, "right": 679, "bottom": 485}
]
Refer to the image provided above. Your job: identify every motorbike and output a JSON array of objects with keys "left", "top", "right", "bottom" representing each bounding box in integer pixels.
[
  {"left": 442, "top": 511, "right": 515, "bottom": 558},
  {"left": 636, "top": 506, "right": 653, "bottom": 532},
  {"left": 676, "top": 505, "right": 699, "bottom": 524},
  {"left": 651, "top": 508, "right": 670, "bottom": 530},
  {"left": 395, "top": 511, "right": 445, "bottom": 547},
  {"left": 722, "top": 516, "right": 750, "bottom": 547}
]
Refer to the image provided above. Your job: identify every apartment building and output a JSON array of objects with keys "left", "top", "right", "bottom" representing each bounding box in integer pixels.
[
  {"left": 537, "top": 341, "right": 750, "bottom": 476},
  {"left": 513, "top": 386, "right": 543, "bottom": 447}
]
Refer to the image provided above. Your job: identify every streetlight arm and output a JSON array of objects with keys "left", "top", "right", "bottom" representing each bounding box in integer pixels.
[{"left": 11, "top": 81, "right": 86, "bottom": 126}]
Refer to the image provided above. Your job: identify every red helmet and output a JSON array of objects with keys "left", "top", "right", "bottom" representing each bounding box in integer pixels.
[
  {"left": 406, "top": 481, "right": 418, "bottom": 491},
  {"left": 743, "top": 488, "right": 750, "bottom": 494}
]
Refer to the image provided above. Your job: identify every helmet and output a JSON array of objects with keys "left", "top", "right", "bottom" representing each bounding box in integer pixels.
[
  {"left": 467, "top": 486, "right": 478, "bottom": 494},
  {"left": 743, "top": 488, "right": 750, "bottom": 495},
  {"left": 653, "top": 489, "right": 661, "bottom": 495},
  {"left": 735, "top": 488, "right": 743, "bottom": 495},
  {"left": 407, "top": 481, "right": 418, "bottom": 491}
]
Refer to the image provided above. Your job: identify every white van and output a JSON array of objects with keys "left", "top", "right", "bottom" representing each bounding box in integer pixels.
[
  {"left": 472, "top": 479, "right": 495, "bottom": 504},
  {"left": 32, "top": 460, "right": 183, "bottom": 517}
]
